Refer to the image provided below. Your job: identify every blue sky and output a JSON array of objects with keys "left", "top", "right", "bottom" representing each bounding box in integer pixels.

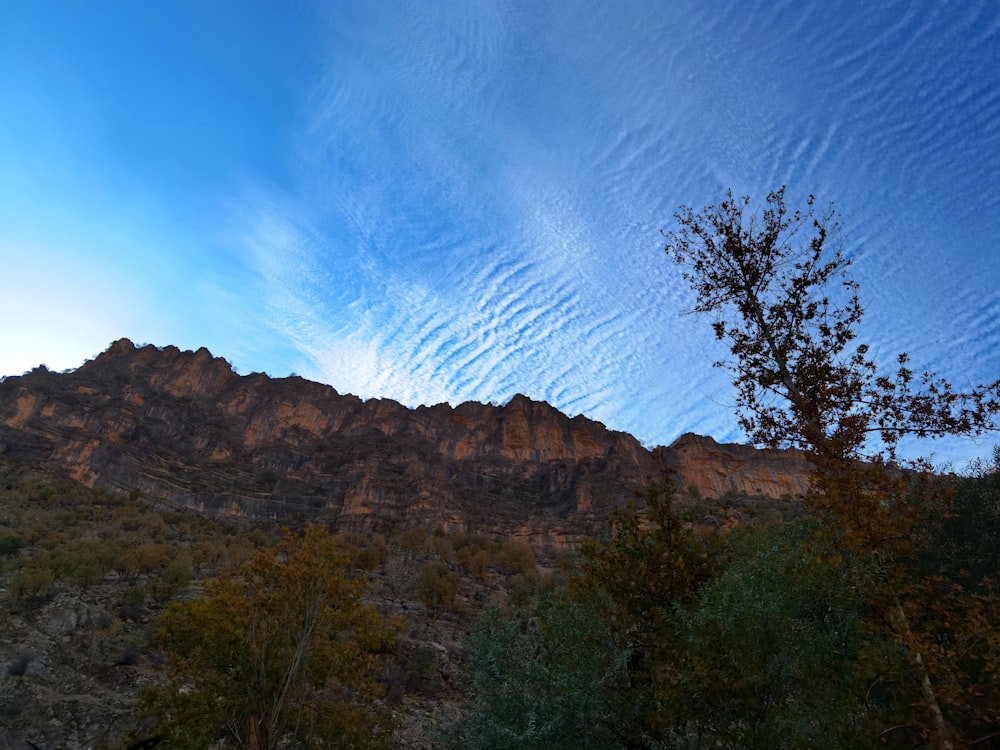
[{"left": 2, "top": 1, "right": 998, "bottom": 467}]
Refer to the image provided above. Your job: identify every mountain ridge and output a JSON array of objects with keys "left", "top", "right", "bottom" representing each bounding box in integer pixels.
[{"left": 0, "top": 339, "right": 813, "bottom": 553}]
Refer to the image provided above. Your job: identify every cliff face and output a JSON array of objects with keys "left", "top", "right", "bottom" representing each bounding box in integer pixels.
[
  {"left": 660, "top": 433, "right": 812, "bottom": 501},
  {"left": 0, "top": 340, "right": 812, "bottom": 553}
]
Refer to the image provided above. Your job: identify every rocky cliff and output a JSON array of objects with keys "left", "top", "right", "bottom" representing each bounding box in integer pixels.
[
  {"left": 661, "top": 432, "right": 812, "bottom": 501},
  {"left": 0, "top": 340, "right": 813, "bottom": 553}
]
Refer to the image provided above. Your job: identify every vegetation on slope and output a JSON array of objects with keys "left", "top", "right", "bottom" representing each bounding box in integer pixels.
[{"left": 454, "top": 189, "right": 1000, "bottom": 749}]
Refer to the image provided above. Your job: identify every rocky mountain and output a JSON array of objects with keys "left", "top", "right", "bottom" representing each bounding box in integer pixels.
[
  {"left": 0, "top": 340, "right": 818, "bottom": 749},
  {"left": 0, "top": 339, "right": 813, "bottom": 553}
]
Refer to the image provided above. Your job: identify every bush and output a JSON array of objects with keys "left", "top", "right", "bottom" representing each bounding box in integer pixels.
[
  {"left": 457, "top": 546, "right": 491, "bottom": 579},
  {"left": 140, "top": 525, "right": 399, "bottom": 749},
  {"left": 428, "top": 534, "right": 456, "bottom": 561},
  {"left": 353, "top": 538, "right": 389, "bottom": 571},
  {"left": 148, "top": 553, "right": 193, "bottom": 600},
  {"left": 448, "top": 595, "right": 634, "bottom": 750},
  {"left": 495, "top": 540, "right": 536, "bottom": 577},
  {"left": 133, "top": 543, "right": 174, "bottom": 576},
  {"left": 416, "top": 561, "right": 459, "bottom": 613},
  {"left": 668, "top": 517, "right": 895, "bottom": 748},
  {"left": 51, "top": 540, "right": 106, "bottom": 589},
  {"left": 0, "top": 533, "right": 25, "bottom": 558},
  {"left": 191, "top": 539, "right": 222, "bottom": 575},
  {"left": 11, "top": 564, "right": 56, "bottom": 601},
  {"left": 397, "top": 527, "right": 429, "bottom": 556},
  {"left": 404, "top": 645, "right": 439, "bottom": 694},
  {"left": 509, "top": 571, "right": 541, "bottom": 607}
]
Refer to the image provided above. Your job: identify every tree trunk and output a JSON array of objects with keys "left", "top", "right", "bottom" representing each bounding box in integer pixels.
[
  {"left": 249, "top": 713, "right": 270, "bottom": 750},
  {"left": 889, "top": 596, "right": 953, "bottom": 750}
]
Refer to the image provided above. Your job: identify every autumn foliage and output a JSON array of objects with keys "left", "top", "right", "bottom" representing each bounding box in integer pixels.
[
  {"left": 664, "top": 187, "right": 1000, "bottom": 463},
  {"left": 140, "top": 524, "right": 400, "bottom": 750},
  {"left": 664, "top": 188, "right": 1000, "bottom": 748}
]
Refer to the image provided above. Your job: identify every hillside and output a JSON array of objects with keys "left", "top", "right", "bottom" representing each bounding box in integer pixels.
[{"left": 0, "top": 340, "right": 816, "bottom": 749}]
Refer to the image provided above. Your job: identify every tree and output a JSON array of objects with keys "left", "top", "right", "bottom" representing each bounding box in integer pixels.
[
  {"left": 447, "top": 593, "right": 636, "bottom": 750},
  {"left": 574, "top": 482, "right": 719, "bottom": 652},
  {"left": 571, "top": 482, "right": 721, "bottom": 744},
  {"left": 140, "top": 525, "right": 400, "bottom": 750},
  {"left": 664, "top": 188, "right": 1000, "bottom": 747},
  {"left": 923, "top": 447, "right": 1000, "bottom": 585},
  {"left": 664, "top": 187, "right": 1000, "bottom": 464},
  {"left": 449, "top": 484, "right": 712, "bottom": 750},
  {"left": 911, "top": 449, "right": 1000, "bottom": 741},
  {"left": 677, "top": 516, "right": 903, "bottom": 749}
]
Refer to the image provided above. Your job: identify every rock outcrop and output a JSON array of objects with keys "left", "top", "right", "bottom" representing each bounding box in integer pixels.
[
  {"left": 0, "top": 340, "right": 813, "bottom": 553},
  {"left": 661, "top": 432, "right": 812, "bottom": 500}
]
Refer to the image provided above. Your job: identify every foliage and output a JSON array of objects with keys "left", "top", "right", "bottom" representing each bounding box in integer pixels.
[
  {"left": 664, "top": 187, "right": 1000, "bottom": 747},
  {"left": 396, "top": 526, "right": 430, "bottom": 556},
  {"left": 908, "top": 451, "right": 1000, "bottom": 740},
  {"left": 447, "top": 593, "right": 635, "bottom": 750},
  {"left": 456, "top": 544, "right": 491, "bottom": 578},
  {"left": 673, "top": 516, "right": 902, "bottom": 749},
  {"left": 0, "top": 532, "right": 25, "bottom": 558},
  {"left": 494, "top": 540, "right": 537, "bottom": 577},
  {"left": 454, "top": 500, "right": 909, "bottom": 749},
  {"left": 663, "top": 186, "right": 1000, "bottom": 462},
  {"left": 924, "top": 448, "right": 1000, "bottom": 585},
  {"left": 572, "top": 483, "right": 904, "bottom": 748},
  {"left": 571, "top": 481, "right": 721, "bottom": 745},
  {"left": 574, "top": 482, "right": 720, "bottom": 651},
  {"left": 140, "top": 524, "right": 400, "bottom": 750},
  {"left": 10, "top": 562, "right": 56, "bottom": 600},
  {"left": 416, "top": 560, "right": 460, "bottom": 613},
  {"left": 402, "top": 644, "right": 439, "bottom": 693}
]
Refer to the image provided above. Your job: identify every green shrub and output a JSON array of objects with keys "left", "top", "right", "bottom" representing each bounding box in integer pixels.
[
  {"left": 0, "top": 533, "right": 25, "bottom": 558},
  {"left": 404, "top": 645, "right": 439, "bottom": 694},
  {"left": 509, "top": 571, "right": 541, "bottom": 607},
  {"left": 50, "top": 540, "right": 106, "bottom": 589},
  {"left": 448, "top": 595, "right": 633, "bottom": 750},
  {"left": 150, "top": 553, "right": 193, "bottom": 600},
  {"left": 122, "top": 585, "right": 148, "bottom": 607}
]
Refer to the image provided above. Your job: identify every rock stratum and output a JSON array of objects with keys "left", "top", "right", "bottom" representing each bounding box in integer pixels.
[{"left": 0, "top": 340, "right": 813, "bottom": 553}]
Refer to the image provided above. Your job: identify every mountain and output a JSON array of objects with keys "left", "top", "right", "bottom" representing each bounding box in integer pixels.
[
  {"left": 0, "top": 339, "right": 813, "bottom": 553},
  {"left": 0, "top": 340, "right": 817, "bottom": 749}
]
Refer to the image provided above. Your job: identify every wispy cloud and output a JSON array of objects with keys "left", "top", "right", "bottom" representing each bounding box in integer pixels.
[{"left": 216, "top": 0, "right": 1000, "bottom": 466}]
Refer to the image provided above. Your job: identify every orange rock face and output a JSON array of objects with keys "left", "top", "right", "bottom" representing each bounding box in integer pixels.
[
  {"left": 663, "top": 433, "right": 813, "bottom": 500},
  {"left": 0, "top": 339, "right": 813, "bottom": 556}
]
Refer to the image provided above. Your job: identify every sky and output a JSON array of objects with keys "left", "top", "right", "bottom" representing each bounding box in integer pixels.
[{"left": 1, "top": 1, "right": 998, "bottom": 468}]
